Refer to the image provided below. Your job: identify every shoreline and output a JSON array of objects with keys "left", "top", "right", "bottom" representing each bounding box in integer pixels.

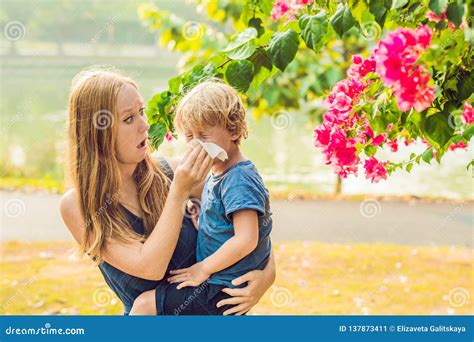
[{"left": 1, "top": 179, "right": 472, "bottom": 205}]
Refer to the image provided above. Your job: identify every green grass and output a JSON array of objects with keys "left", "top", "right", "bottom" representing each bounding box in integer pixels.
[
  {"left": 0, "top": 177, "right": 65, "bottom": 193},
  {"left": 1, "top": 241, "right": 472, "bottom": 315}
]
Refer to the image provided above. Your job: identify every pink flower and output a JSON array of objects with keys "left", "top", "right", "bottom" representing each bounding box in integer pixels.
[
  {"left": 347, "top": 55, "right": 376, "bottom": 79},
  {"left": 416, "top": 25, "right": 432, "bottom": 50},
  {"left": 270, "top": 0, "right": 290, "bottom": 21},
  {"left": 332, "top": 79, "right": 365, "bottom": 99},
  {"left": 364, "top": 157, "right": 388, "bottom": 183},
  {"left": 372, "top": 133, "right": 388, "bottom": 146},
  {"left": 318, "top": 128, "right": 360, "bottom": 178},
  {"left": 393, "top": 65, "right": 435, "bottom": 112},
  {"left": 374, "top": 29, "right": 419, "bottom": 84},
  {"left": 426, "top": 8, "right": 458, "bottom": 31},
  {"left": 361, "top": 124, "right": 387, "bottom": 146},
  {"left": 165, "top": 131, "right": 173, "bottom": 142},
  {"left": 352, "top": 54, "right": 363, "bottom": 64},
  {"left": 387, "top": 139, "right": 398, "bottom": 152},
  {"left": 449, "top": 141, "right": 468, "bottom": 151},
  {"left": 333, "top": 92, "right": 353, "bottom": 112},
  {"left": 270, "top": 0, "right": 314, "bottom": 21},
  {"left": 313, "top": 124, "right": 331, "bottom": 148},
  {"left": 462, "top": 102, "right": 473, "bottom": 125},
  {"left": 373, "top": 25, "right": 434, "bottom": 112},
  {"left": 404, "top": 136, "right": 414, "bottom": 146},
  {"left": 426, "top": 10, "right": 446, "bottom": 23},
  {"left": 294, "top": 0, "right": 313, "bottom": 5}
]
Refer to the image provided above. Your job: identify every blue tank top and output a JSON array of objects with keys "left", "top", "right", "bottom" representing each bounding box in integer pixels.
[{"left": 98, "top": 159, "right": 197, "bottom": 314}]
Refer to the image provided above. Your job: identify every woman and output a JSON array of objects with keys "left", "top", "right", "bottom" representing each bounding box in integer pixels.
[{"left": 59, "top": 67, "right": 276, "bottom": 315}]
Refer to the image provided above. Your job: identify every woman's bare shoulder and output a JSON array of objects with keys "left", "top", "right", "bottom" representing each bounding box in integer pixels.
[
  {"left": 59, "top": 188, "right": 84, "bottom": 244},
  {"left": 60, "top": 188, "right": 79, "bottom": 213}
]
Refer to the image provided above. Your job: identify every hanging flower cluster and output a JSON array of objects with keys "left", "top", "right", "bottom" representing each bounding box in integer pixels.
[
  {"left": 270, "top": 0, "right": 314, "bottom": 21},
  {"left": 314, "top": 25, "right": 438, "bottom": 183}
]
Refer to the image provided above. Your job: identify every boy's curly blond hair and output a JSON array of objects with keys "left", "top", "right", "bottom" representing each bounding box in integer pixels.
[{"left": 174, "top": 79, "right": 248, "bottom": 144}]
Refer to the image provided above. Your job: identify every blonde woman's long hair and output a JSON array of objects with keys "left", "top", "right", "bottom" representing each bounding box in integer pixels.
[{"left": 66, "top": 67, "right": 170, "bottom": 263}]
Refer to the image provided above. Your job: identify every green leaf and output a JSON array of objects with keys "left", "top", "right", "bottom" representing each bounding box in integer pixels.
[
  {"left": 222, "top": 28, "right": 258, "bottom": 60},
  {"left": 415, "top": 154, "right": 422, "bottom": 164},
  {"left": 446, "top": 2, "right": 464, "bottom": 27},
  {"left": 351, "top": 0, "right": 375, "bottom": 24},
  {"left": 463, "top": 125, "right": 474, "bottom": 140},
  {"left": 168, "top": 75, "right": 182, "bottom": 93},
  {"left": 391, "top": 0, "right": 409, "bottom": 10},
  {"left": 224, "top": 60, "right": 254, "bottom": 92},
  {"left": 149, "top": 123, "right": 168, "bottom": 149},
  {"left": 457, "top": 70, "right": 474, "bottom": 102},
  {"left": 184, "top": 63, "right": 217, "bottom": 87},
  {"left": 255, "top": 0, "right": 274, "bottom": 16},
  {"left": 202, "top": 62, "right": 217, "bottom": 77},
  {"left": 147, "top": 90, "right": 172, "bottom": 119},
  {"left": 435, "top": 147, "right": 446, "bottom": 163},
  {"left": 406, "top": 163, "right": 413, "bottom": 172},
  {"left": 267, "top": 29, "right": 299, "bottom": 71},
  {"left": 422, "top": 147, "right": 434, "bottom": 164},
  {"left": 330, "top": 3, "right": 356, "bottom": 37},
  {"left": 429, "top": 0, "right": 448, "bottom": 16},
  {"left": 299, "top": 12, "right": 329, "bottom": 52},
  {"left": 249, "top": 48, "right": 273, "bottom": 71},
  {"left": 466, "top": 160, "right": 474, "bottom": 171},
  {"left": 369, "top": 1, "right": 388, "bottom": 27},
  {"left": 248, "top": 18, "right": 264, "bottom": 37},
  {"left": 364, "top": 144, "right": 377, "bottom": 157},
  {"left": 248, "top": 48, "right": 275, "bottom": 93},
  {"left": 423, "top": 112, "right": 455, "bottom": 149}
]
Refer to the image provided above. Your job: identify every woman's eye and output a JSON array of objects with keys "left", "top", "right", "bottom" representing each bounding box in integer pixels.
[
  {"left": 124, "top": 116, "right": 133, "bottom": 124},
  {"left": 139, "top": 108, "right": 145, "bottom": 116}
]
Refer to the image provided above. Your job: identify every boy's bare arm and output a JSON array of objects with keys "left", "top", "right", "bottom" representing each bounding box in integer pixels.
[
  {"left": 201, "top": 209, "right": 259, "bottom": 273},
  {"left": 168, "top": 209, "right": 259, "bottom": 288}
]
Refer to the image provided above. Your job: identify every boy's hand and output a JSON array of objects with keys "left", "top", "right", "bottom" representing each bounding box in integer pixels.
[{"left": 168, "top": 262, "right": 211, "bottom": 289}]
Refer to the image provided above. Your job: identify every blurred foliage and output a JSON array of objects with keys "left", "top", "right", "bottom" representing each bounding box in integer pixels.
[{"left": 0, "top": 0, "right": 200, "bottom": 51}]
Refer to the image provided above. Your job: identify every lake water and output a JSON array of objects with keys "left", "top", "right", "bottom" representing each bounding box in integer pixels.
[{"left": 0, "top": 55, "right": 472, "bottom": 199}]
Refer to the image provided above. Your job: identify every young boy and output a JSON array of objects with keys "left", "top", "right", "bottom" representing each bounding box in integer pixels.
[{"left": 130, "top": 80, "right": 272, "bottom": 315}]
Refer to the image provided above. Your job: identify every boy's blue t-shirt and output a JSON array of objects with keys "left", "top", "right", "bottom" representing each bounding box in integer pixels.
[{"left": 196, "top": 160, "right": 272, "bottom": 287}]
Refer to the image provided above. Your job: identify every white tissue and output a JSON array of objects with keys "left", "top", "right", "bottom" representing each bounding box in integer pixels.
[{"left": 190, "top": 139, "right": 228, "bottom": 161}]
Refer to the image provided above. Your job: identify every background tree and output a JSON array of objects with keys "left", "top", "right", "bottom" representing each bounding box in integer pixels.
[{"left": 139, "top": 0, "right": 473, "bottom": 183}]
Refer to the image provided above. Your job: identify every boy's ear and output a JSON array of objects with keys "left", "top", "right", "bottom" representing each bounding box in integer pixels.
[{"left": 230, "top": 131, "right": 241, "bottom": 142}]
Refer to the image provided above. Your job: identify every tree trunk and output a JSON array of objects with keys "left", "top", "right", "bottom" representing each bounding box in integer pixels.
[{"left": 334, "top": 175, "right": 342, "bottom": 195}]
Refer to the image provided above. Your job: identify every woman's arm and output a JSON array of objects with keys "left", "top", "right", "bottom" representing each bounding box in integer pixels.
[
  {"left": 216, "top": 248, "right": 276, "bottom": 315},
  {"left": 60, "top": 146, "right": 212, "bottom": 281},
  {"left": 161, "top": 156, "right": 206, "bottom": 230}
]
